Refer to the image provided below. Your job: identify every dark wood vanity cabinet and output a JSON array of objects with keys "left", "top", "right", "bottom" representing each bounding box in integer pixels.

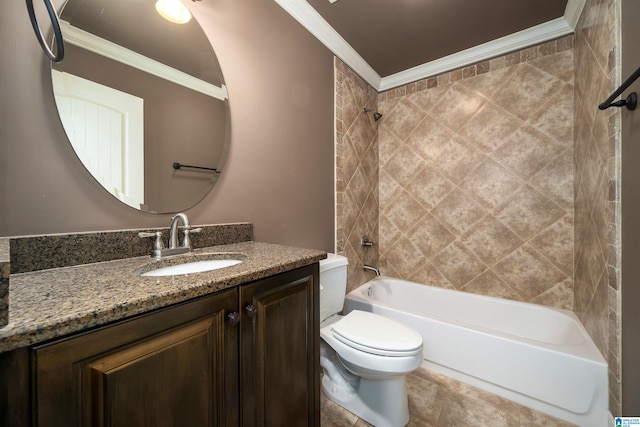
[
  {"left": 240, "top": 266, "right": 320, "bottom": 426},
  {"left": 0, "top": 264, "right": 319, "bottom": 427},
  {"left": 32, "top": 288, "right": 239, "bottom": 427}
]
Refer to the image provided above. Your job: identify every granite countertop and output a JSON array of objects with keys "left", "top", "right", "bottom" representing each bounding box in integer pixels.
[
  {"left": 0, "top": 241, "right": 326, "bottom": 354},
  {"left": 0, "top": 239, "right": 8, "bottom": 263}
]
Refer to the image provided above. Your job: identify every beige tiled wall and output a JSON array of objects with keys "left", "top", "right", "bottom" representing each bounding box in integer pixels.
[
  {"left": 574, "top": 0, "right": 621, "bottom": 415},
  {"left": 335, "top": 59, "right": 379, "bottom": 292},
  {"left": 335, "top": 6, "right": 621, "bottom": 412},
  {"left": 377, "top": 37, "right": 575, "bottom": 309}
]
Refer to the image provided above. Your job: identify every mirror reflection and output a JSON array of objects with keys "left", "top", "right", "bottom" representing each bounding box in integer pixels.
[{"left": 52, "top": 0, "right": 229, "bottom": 213}]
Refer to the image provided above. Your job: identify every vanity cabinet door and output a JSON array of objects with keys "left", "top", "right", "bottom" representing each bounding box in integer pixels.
[
  {"left": 32, "top": 288, "right": 239, "bottom": 427},
  {"left": 239, "top": 264, "right": 320, "bottom": 427}
]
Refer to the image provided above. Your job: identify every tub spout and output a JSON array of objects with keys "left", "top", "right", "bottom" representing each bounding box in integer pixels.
[{"left": 363, "top": 265, "right": 380, "bottom": 276}]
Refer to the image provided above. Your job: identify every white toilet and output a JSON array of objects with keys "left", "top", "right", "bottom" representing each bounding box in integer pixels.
[{"left": 319, "top": 254, "right": 423, "bottom": 427}]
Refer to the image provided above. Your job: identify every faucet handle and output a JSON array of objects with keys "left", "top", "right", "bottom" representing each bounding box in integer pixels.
[
  {"left": 361, "top": 236, "right": 375, "bottom": 248},
  {"left": 181, "top": 227, "right": 201, "bottom": 250},
  {"left": 138, "top": 231, "right": 165, "bottom": 257}
]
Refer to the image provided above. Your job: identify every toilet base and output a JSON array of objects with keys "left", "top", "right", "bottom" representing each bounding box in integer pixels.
[{"left": 320, "top": 344, "right": 410, "bottom": 427}]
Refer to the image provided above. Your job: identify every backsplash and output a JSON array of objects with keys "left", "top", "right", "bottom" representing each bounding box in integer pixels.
[
  {"left": 0, "top": 239, "right": 8, "bottom": 327},
  {"left": 9, "top": 223, "right": 253, "bottom": 274}
]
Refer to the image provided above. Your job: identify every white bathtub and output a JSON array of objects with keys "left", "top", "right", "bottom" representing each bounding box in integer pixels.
[{"left": 343, "top": 276, "right": 608, "bottom": 427}]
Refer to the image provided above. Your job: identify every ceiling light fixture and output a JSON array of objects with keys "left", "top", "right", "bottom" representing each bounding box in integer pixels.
[{"left": 155, "top": 0, "right": 192, "bottom": 24}]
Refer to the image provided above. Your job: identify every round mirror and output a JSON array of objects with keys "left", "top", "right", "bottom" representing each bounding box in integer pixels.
[{"left": 51, "top": 0, "right": 229, "bottom": 213}]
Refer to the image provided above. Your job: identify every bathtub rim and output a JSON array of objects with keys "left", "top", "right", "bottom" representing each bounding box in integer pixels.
[{"left": 347, "top": 275, "right": 606, "bottom": 361}]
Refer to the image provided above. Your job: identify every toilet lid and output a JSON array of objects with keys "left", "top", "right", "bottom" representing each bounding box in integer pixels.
[{"left": 331, "top": 311, "right": 423, "bottom": 357}]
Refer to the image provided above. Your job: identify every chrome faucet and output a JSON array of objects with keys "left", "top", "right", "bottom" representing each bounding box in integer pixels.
[
  {"left": 169, "top": 213, "right": 190, "bottom": 250},
  {"left": 138, "top": 213, "right": 201, "bottom": 259}
]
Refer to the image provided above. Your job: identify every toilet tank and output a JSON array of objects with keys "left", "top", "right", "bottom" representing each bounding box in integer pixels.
[{"left": 319, "top": 253, "right": 349, "bottom": 323}]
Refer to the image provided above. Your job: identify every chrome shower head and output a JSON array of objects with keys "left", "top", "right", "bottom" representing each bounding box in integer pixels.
[{"left": 363, "top": 107, "right": 382, "bottom": 121}]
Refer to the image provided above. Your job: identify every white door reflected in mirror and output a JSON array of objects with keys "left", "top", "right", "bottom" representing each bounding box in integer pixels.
[{"left": 52, "top": 70, "right": 144, "bottom": 209}]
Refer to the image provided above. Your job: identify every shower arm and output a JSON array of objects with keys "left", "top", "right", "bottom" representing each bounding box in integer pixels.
[{"left": 363, "top": 107, "right": 382, "bottom": 121}]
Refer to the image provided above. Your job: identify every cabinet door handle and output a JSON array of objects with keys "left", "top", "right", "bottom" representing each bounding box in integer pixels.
[
  {"left": 245, "top": 304, "right": 258, "bottom": 318},
  {"left": 227, "top": 312, "right": 241, "bottom": 326}
]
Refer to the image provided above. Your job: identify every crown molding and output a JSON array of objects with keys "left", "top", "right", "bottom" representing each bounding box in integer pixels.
[
  {"left": 272, "top": 0, "right": 381, "bottom": 88},
  {"left": 564, "top": 0, "right": 588, "bottom": 29},
  {"left": 274, "top": 0, "right": 586, "bottom": 92},
  {"left": 59, "top": 20, "right": 228, "bottom": 101},
  {"left": 379, "top": 17, "right": 573, "bottom": 91}
]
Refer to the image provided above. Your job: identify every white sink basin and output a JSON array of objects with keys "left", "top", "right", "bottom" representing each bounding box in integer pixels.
[{"left": 139, "top": 257, "right": 244, "bottom": 277}]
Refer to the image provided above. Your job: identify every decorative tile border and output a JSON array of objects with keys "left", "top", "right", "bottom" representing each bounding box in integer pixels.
[{"left": 379, "top": 35, "right": 574, "bottom": 102}]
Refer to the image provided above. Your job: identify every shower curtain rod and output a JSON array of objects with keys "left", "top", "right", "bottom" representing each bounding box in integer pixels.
[{"left": 599, "top": 65, "right": 640, "bottom": 111}]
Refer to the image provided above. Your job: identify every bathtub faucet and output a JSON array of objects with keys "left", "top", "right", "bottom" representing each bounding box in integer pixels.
[{"left": 363, "top": 265, "right": 381, "bottom": 276}]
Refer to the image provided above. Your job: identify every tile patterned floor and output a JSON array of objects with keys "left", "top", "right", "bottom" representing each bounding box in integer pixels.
[{"left": 320, "top": 366, "right": 578, "bottom": 427}]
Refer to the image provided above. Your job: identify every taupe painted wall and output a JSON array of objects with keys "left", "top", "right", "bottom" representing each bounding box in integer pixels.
[
  {"left": 622, "top": 0, "right": 640, "bottom": 414},
  {"left": 0, "top": 0, "right": 335, "bottom": 252}
]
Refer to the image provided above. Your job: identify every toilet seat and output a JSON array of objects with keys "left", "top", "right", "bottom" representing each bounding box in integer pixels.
[
  {"left": 321, "top": 325, "right": 423, "bottom": 378},
  {"left": 331, "top": 310, "right": 423, "bottom": 357}
]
